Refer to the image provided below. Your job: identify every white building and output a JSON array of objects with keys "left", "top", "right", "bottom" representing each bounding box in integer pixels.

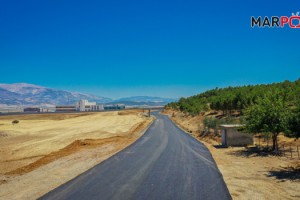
[{"left": 76, "top": 100, "right": 104, "bottom": 112}]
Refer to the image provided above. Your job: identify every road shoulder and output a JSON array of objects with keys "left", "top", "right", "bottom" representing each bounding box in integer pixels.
[{"left": 164, "top": 112, "right": 300, "bottom": 200}]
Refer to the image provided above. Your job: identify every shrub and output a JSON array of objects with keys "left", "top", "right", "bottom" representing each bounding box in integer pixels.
[{"left": 12, "top": 120, "right": 19, "bottom": 125}]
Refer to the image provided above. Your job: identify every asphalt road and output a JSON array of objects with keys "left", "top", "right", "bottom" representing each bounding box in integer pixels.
[{"left": 40, "top": 113, "right": 231, "bottom": 200}]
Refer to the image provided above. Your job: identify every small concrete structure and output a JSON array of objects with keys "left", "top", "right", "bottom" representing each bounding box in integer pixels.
[{"left": 220, "top": 124, "right": 253, "bottom": 146}]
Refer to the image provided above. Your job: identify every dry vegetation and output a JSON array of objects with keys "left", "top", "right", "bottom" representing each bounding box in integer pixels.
[
  {"left": 0, "top": 110, "right": 153, "bottom": 199},
  {"left": 163, "top": 109, "right": 300, "bottom": 200}
]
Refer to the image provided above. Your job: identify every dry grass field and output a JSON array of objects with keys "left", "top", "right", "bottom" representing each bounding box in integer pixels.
[
  {"left": 163, "top": 109, "right": 300, "bottom": 200},
  {"left": 0, "top": 111, "right": 153, "bottom": 199}
]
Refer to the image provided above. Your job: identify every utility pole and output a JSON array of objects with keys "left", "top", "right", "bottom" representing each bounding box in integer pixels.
[{"left": 148, "top": 109, "right": 151, "bottom": 117}]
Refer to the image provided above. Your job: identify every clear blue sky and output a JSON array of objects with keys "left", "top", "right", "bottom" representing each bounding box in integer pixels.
[{"left": 0, "top": 0, "right": 299, "bottom": 99}]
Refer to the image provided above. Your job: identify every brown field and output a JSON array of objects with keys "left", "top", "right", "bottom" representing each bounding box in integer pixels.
[
  {"left": 0, "top": 111, "right": 153, "bottom": 199},
  {"left": 163, "top": 109, "right": 300, "bottom": 200}
]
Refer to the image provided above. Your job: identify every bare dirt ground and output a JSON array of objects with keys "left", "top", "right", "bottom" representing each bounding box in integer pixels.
[
  {"left": 0, "top": 111, "right": 153, "bottom": 200},
  {"left": 163, "top": 109, "right": 300, "bottom": 200}
]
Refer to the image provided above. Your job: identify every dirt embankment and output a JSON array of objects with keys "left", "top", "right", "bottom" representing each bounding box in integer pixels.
[
  {"left": 0, "top": 111, "right": 153, "bottom": 199},
  {"left": 163, "top": 109, "right": 300, "bottom": 200}
]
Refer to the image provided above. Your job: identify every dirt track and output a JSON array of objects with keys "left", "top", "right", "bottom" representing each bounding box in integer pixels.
[{"left": 0, "top": 111, "right": 152, "bottom": 199}]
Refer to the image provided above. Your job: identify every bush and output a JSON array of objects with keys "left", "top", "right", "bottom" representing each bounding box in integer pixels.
[
  {"left": 12, "top": 120, "right": 19, "bottom": 125},
  {"left": 203, "top": 117, "right": 218, "bottom": 129},
  {"left": 204, "top": 116, "right": 239, "bottom": 130}
]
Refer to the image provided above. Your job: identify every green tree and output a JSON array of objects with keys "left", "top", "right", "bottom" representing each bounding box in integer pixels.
[
  {"left": 244, "top": 93, "right": 290, "bottom": 151},
  {"left": 286, "top": 102, "right": 300, "bottom": 139}
]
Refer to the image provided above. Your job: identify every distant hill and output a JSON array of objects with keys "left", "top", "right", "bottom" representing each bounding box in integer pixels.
[
  {"left": 113, "top": 96, "right": 176, "bottom": 106},
  {"left": 0, "top": 83, "right": 176, "bottom": 107},
  {"left": 0, "top": 83, "right": 112, "bottom": 107}
]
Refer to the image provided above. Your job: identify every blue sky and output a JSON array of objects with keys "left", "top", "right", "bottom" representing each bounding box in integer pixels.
[{"left": 0, "top": 0, "right": 299, "bottom": 99}]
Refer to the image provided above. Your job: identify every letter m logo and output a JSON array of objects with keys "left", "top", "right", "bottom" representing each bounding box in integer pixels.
[{"left": 251, "top": 16, "right": 261, "bottom": 28}]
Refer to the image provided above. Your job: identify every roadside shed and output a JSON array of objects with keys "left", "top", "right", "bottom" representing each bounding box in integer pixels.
[{"left": 220, "top": 124, "right": 253, "bottom": 147}]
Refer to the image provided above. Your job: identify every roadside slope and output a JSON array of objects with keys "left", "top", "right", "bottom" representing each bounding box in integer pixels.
[{"left": 164, "top": 109, "right": 300, "bottom": 200}]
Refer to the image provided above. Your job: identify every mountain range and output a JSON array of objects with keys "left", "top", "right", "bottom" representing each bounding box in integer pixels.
[{"left": 0, "top": 83, "right": 176, "bottom": 107}]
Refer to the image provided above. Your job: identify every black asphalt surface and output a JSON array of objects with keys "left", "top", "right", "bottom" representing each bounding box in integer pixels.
[{"left": 40, "top": 113, "right": 231, "bottom": 200}]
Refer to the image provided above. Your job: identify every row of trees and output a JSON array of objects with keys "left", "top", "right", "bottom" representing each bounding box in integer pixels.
[
  {"left": 165, "top": 79, "right": 300, "bottom": 151},
  {"left": 166, "top": 79, "right": 300, "bottom": 116}
]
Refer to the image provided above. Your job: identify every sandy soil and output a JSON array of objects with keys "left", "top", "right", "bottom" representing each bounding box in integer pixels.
[
  {"left": 163, "top": 109, "right": 300, "bottom": 200},
  {"left": 0, "top": 111, "right": 153, "bottom": 199},
  {"left": 206, "top": 144, "right": 300, "bottom": 200}
]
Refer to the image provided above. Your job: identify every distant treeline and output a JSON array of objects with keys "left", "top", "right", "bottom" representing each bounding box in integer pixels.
[{"left": 166, "top": 79, "right": 300, "bottom": 116}]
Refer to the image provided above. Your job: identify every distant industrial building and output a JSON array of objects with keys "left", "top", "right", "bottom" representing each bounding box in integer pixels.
[
  {"left": 24, "top": 107, "right": 41, "bottom": 112},
  {"left": 55, "top": 100, "right": 105, "bottom": 112},
  {"left": 0, "top": 106, "right": 55, "bottom": 114},
  {"left": 220, "top": 124, "right": 253, "bottom": 146},
  {"left": 104, "top": 104, "right": 125, "bottom": 110},
  {"left": 55, "top": 105, "right": 77, "bottom": 112},
  {"left": 78, "top": 100, "right": 104, "bottom": 112},
  {"left": 24, "top": 107, "right": 53, "bottom": 113},
  {"left": 0, "top": 107, "right": 23, "bottom": 114}
]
